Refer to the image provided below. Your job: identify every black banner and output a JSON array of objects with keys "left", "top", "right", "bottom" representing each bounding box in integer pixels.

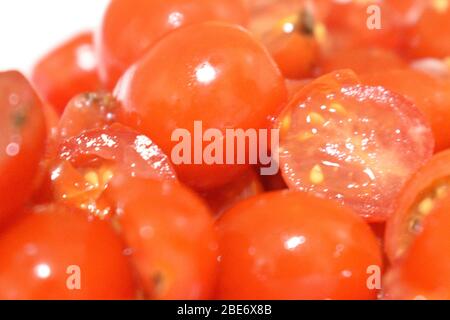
[{"left": 0, "top": 300, "right": 442, "bottom": 318}]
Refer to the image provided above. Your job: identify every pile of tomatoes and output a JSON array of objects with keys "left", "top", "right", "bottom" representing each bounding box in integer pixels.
[{"left": 0, "top": 0, "right": 449, "bottom": 300}]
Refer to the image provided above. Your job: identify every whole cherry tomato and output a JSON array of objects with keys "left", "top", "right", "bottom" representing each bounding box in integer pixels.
[
  {"left": 115, "top": 22, "right": 287, "bottom": 190},
  {"left": 96, "top": 0, "right": 250, "bottom": 89},
  {"left": 385, "top": 150, "right": 450, "bottom": 263},
  {"left": 0, "top": 204, "right": 136, "bottom": 299},
  {"left": 104, "top": 177, "right": 218, "bottom": 300},
  {"left": 315, "top": 0, "right": 404, "bottom": 53},
  {"left": 0, "top": 71, "right": 46, "bottom": 227},
  {"left": 31, "top": 32, "right": 101, "bottom": 114},
  {"left": 216, "top": 191, "right": 382, "bottom": 300},
  {"left": 361, "top": 69, "right": 450, "bottom": 152},
  {"left": 249, "top": 1, "right": 319, "bottom": 79},
  {"left": 52, "top": 124, "right": 176, "bottom": 218},
  {"left": 277, "top": 70, "right": 434, "bottom": 222},
  {"left": 384, "top": 198, "right": 450, "bottom": 300}
]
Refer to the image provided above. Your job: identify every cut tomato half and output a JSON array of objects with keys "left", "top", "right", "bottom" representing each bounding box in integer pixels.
[
  {"left": 278, "top": 70, "right": 434, "bottom": 222},
  {"left": 385, "top": 150, "right": 450, "bottom": 263}
]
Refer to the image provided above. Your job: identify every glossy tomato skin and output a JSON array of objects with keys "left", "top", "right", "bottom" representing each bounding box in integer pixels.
[
  {"left": 0, "top": 204, "right": 136, "bottom": 299},
  {"left": 31, "top": 32, "right": 101, "bottom": 114},
  {"left": 385, "top": 150, "right": 450, "bottom": 263},
  {"left": 361, "top": 69, "right": 450, "bottom": 152},
  {"left": 216, "top": 191, "right": 382, "bottom": 300},
  {"left": 115, "top": 23, "right": 287, "bottom": 190},
  {"left": 96, "top": 0, "right": 250, "bottom": 89},
  {"left": 249, "top": 1, "right": 319, "bottom": 79},
  {"left": 0, "top": 71, "right": 47, "bottom": 226},
  {"left": 384, "top": 199, "right": 450, "bottom": 300},
  {"left": 278, "top": 70, "right": 434, "bottom": 222},
  {"left": 104, "top": 177, "right": 218, "bottom": 300},
  {"left": 58, "top": 92, "right": 120, "bottom": 141}
]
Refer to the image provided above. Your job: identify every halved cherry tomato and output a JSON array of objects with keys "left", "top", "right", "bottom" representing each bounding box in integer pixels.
[
  {"left": 31, "top": 32, "right": 101, "bottom": 114},
  {"left": 200, "top": 169, "right": 263, "bottom": 216},
  {"left": 115, "top": 23, "right": 287, "bottom": 190},
  {"left": 277, "top": 70, "right": 434, "bottom": 221},
  {"left": 104, "top": 177, "right": 218, "bottom": 300},
  {"left": 96, "top": 0, "right": 250, "bottom": 89},
  {"left": 51, "top": 124, "right": 176, "bottom": 218},
  {"left": 361, "top": 69, "right": 450, "bottom": 152},
  {"left": 0, "top": 71, "right": 47, "bottom": 226},
  {"left": 384, "top": 198, "right": 450, "bottom": 300},
  {"left": 58, "top": 92, "right": 120, "bottom": 141},
  {"left": 385, "top": 150, "right": 450, "bottom": 263},
  {"left": 216, "top": 191, "right": 382, "bottom": 300},
  {"left": 0, "top": 204, "right": 136, "bottom": 299},
  {"left": 319, "top": 48, "right": 406, "bottom": 75}
]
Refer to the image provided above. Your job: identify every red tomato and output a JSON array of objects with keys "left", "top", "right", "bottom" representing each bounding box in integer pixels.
[
  {"left": 277, "top": 70, "right": 434, "bottom": 222},
  {"left": 315, "top": 0, "right": 404, "bottom": 52},
  {"left": 384, "top": 198, "right": 450, "bottom": 300},
  {"left": 58, "top": 92, "right": 120, "bottom": 141},
  {"left": 406, "top": 2, "right": 450, "bottom": 59},
  {"left": 361, "top": 69, "right": 450, "bottom": 152},
  {"left": 96, "top": 0, "right": 250, "bottom": 89},
  {"left": 249, "top": 1, "right": 319, "bottom": 79},
  {"left": 0, "top": 204, "right": 136, "bottom": 299},
  {"left": 31, "top": 32, "right": 101, "bottom": 114},
  {"left": 52, "top": 124, "right": 176, "bottom": 218},
  {"left": 115, "top": 23, "right": 287, "bottom": 190},
  {"left": 216, "top": 191, "right": 382, "bottom": 300},
  {"left": 319, "top": 48, "right": 406, "bottom": 75},
  {"left": 200, "top": 169, "right": 263, "bottom": 216},
  {"left": 0, "top": 71, "right": 47, "bottom": 226},
  {"left": 104, "top": 177, "right": 218, "bottom": 299},
  {"left": 385, "top": 150, "right": 450, "bottom": 263}
]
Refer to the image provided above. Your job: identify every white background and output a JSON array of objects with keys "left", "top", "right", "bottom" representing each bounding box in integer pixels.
[{"left": 0, "top": 0, "right": 109, "bottom": 75}]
